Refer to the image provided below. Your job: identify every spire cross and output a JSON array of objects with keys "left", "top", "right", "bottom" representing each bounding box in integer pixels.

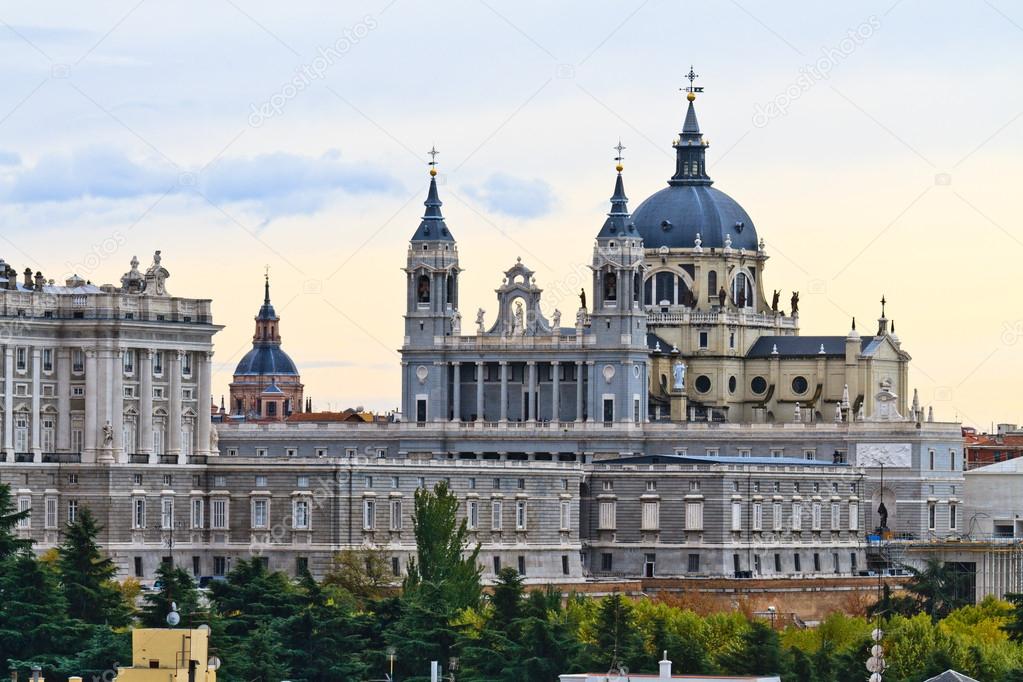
[
  {"left": 880, "top": 295, "right": 887, "bottom": 318},
  {"left": 613, "top": 140, "right": 626, "bottom": 164},
  {"left": 682, "top": 65, "right": 704, "bottom": 94},
  {"left": 427, "top": 145, "right": 440, "bottom": 168}
]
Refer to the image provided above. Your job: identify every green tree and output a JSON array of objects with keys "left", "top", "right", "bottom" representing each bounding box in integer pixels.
[
  {"left": 457, "top": 569, "right": 525, "bottom": 681},
  {"left": 49, "top": 625, "right": 131, "bottom": 682},
  {"left": 233, "top": 621, "right": 289, "bottom": 682},
  {"left": 0, "top": 483, "right": 32, "bottom": 560},
  {"left": 391, "top": 481, "right": 482, "bottom": 681},
  {"left": 0, "top": 553, "right": 80, "bottom": 677},
  {"left": 904, "top": 558, "right": 972, "bottom": 620},
  {"left": 513, "top": 587, "right": 580, "bottom": 682},
  {"left": 56, "top": 507, "right": 128, "bottom": 626},
  {"left": 323, "top": 547, "right": 394, "bottom": 605},
  {"left": 721, "top": 620, "right": 784, "bottom": 677},
  {"left": 788, "top": 647, "right": 818, "bottom": 682},
  {"left": 1003, "top": 592, "right": 1023, "bottom": 642},
  {"left": 574, "top": 593, "right": 646, "bottom": 674},
  {"left": 140, "top": 561, "right": 203, "bottom": 627}
]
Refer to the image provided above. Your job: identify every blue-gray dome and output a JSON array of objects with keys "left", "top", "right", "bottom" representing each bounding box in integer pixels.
[
  {"left": 631, "top": 184, "right": 758, "bottom": 251},
  {"left": 234, "top": 345, "right": 299, "bottom": 376}
]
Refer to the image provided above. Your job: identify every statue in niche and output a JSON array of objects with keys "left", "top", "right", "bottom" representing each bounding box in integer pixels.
[
  {"left": 771, "top": 289, "right": 780, "bottom": 312},
  {"left": 790, "top": 291, "right": 800, "bottom": 316},
  {"left": 552, "top": 308, "right": 561, "bottom": 328},
  {"left": 877, "top": 501, "right": 889, "bottom": 530},
  {"left": 579, "top": 288, "right": 587, "bottom": 311},
  {"left": 102, "top": 421, "right": 113, "bottom": 446},
  {"left": 451, "top": 309, "right": 461, "bottom": 334},
  {"left": 736, "top": 284, "right": 746, "bottom": 308},
  {"left": 416, "top": 275, "right": 430, "bottom": 303},
  {"left": 672, "top": 360, "right": 686, "bottom": 391},
  {"left": 475, "top": 308, "right": 485, "bottom": 333},
  {"left": 513, "top": 301, "right": 525, "bottom": 335}
]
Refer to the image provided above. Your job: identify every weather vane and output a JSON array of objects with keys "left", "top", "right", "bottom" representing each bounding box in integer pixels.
[
  {"left": 264, "top": 264, "right": 270, "bottom": 280},
  {"left": 683, "top": 65, "right": 704, "bottom": 94},
  {"left": 614, "top": 140, "right": 626, "bottom": 165},
  {"left": 428, "top": 145, "right": 440, "bottom": 168}
]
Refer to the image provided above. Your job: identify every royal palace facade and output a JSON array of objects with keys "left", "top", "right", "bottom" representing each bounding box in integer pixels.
[{"left": 0, "top": 87, "right": 964, "bottom": 585}]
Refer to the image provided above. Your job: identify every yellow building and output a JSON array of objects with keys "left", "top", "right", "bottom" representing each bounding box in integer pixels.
[{"left": 113, "top": 628, "right": 218, "bottom": 682}]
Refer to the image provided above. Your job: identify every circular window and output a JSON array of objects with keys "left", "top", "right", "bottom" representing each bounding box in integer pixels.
[
  {"left": 791, "top": 376, "right": 809, "bottom": 394},
  {"left": 695, "top": 375, "right": 712, "bottom": 393},
  {"left": 751, "top": 376, "right": 768, "bottom": 394},
  {"left": 728, "top": 376, "right": 737, "bottom": 393}
]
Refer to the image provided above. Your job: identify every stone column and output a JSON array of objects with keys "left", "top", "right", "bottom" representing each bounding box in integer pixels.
[
  {"left": 526, "top": 361, "right": 537, "bottom": 423},
  {"left": 575, "top": 360, "right": 584, "bottom": 423},
  {"left": 111, "top": 349, "right": 124, "bottom": 462},
  {"left": 3, "top": 347, "right": 13, "bottom": 456},
  {"left": 168, "top": 350, "right": 183, "bottom": 462},
  {"left": 96, "top": 349, "right": 115, "bottom": 464},
  {"left": 84, "top": 349, "right": 98, "bottom": 461},
  {"left": 499, "top": 361, "right": 508, "bottom": 423},
  {"left": 56, "top": 349, "right": 70, "bottom": 451},
  {"left": 197, "top": 351, "right": 212, "bottom": 456},
  {"left": 451, "top": 361, "right": 461, "bottom": 422},
  {"left": 551, "top": 361, "right": 560, "bottom": 423},
  {"left": 139, "top": 350, "right": 153, "bottom": 457},
  {"left": 586, "top": 361, "right": 596, "bottom": 423},
  {"left": 31, "top": 348, "right": 41, "bottom": 460},
  {"left": 475, "top": 361, "right": 484, "bottom": 422}
]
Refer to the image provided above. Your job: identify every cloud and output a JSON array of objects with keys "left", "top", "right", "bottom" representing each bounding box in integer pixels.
[
  {"left": 461, "top": 173, "right": 555, "bottom": 219},
  {"left": 0, "top": 147, "right": 402, "bottom": 220}
]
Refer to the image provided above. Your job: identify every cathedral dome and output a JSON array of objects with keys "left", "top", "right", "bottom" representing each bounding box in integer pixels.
[
  {"left": 631, "top": 184, "right": 758, "bottom": 251},
  {"left": 233, "top": 345, "right": 299, "bottom": 376}
]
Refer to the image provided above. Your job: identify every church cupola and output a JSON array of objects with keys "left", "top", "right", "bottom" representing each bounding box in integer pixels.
[
  {"left": 669, "top": 66, "right": 711, "bottom": 187},
  {"left": 254, "top": 274, "right": 281, "bottom": 344}
]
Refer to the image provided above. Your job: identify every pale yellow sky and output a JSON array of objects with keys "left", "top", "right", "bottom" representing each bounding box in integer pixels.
[{"left": 2, "top": 1, "right": 1022, "bottom": 428}]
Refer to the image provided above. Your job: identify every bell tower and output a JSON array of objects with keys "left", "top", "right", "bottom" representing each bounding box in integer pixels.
[
  {"left": 403, "top": 148, "right": 460, "bottom": 347},
  {"left": 401, "top": 149, "right": 460, "bottom": 422}
]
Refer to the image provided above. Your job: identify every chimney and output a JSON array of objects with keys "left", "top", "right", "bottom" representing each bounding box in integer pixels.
[
  {"left": 34, "top": 271, "right": 44, "bottom": 291},
  {"left": 659, "top": 651, "right": 672, "bottom": 679},
  {"left": 23, "top": 267, "right": 33, "bottom": 288}
]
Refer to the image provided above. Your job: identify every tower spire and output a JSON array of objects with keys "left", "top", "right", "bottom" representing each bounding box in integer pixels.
[
  {"left": 410, "top": 146, "right": 454, "bottom": 242},
  {"left": 670, "top": 66, "right": 711, "bottom": 187},
  {"left": 597, "top": 141, "right": 632, "bottom": 238}
]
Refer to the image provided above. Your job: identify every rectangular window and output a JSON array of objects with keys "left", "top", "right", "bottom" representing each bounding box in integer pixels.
[
  {"left": 181, "top": 352, "right": 192, "bottom": 376},
  {"left": 831, "top": 503, "right": 841, "bottom": 530},
  {"left": 928, "top": 503, "right": 936, "bottom": 531},
  {"left": 15, "top": 347, "right": 26, "bottom": 371},
  {"left": 161, "top": 497, "right": 174, "bottom": 530},
  {"left": 517, "top": 555, "right": 526, "bottom": 575},
  {"left": 812, "top": 502, "right": 822, "bottom": 531},
  {"left": 492, "top": 500, "right": 503, "bottom": 530},
  {"left": 687, "top": 553, "right": 700, "bottom": 573},
  {"left": 685, "top": 501, "right": 703, "bottom": 530},
  {"left": 601, "top": 553, "right": 613, "bottom": 572},
  {"left": 929, "top": 449, "right": 935, "bottom": 471},
  {"left": 362, "top": 499, "right": 376, "bottom": 530},
  {"left": 294, "top": 500, "right": 310, "bottom": 530},
  {"left": 133, "top": 498, "right": 146, "bottom": 529},
  {"left": 773, "top": 502, "right": 783, "bottom": 531},
  {"left": 255, "top": 475, "right": 268, "bottom": 488},
  {"left": 211, "top": 498, "right": 228, "bottom": 529},
  {"left": 562, "top": 555, "right": 570, "bottom": 576},
  {"left": 162, "top": 474, "right": 172, "bottom": 486},
  {"left": 297, "top": 476, "right": 309, "bottom": 488},
  {"left": 252, "top": 499, "right": 269, "bottom": 529},
  {"left": 68, "top": 473, "right": 78, "bottom": 484},
  {"left": 950, "top": 449, "right": 957, "bottom": 471},
  {"left": 698, "top": 331, "right": 708, "bottom": 348},
  {"left": 42, "top": 348, "right": 53, "bottom": 373},
  {"left": 16, "top": 497, "right": 30, "bottom": 529},
  {"left": 153, "top": 351, "right": 164, "bottom": 375},
  {"left": 389, "top": 499, "right": 402, "bottom": 531},
  {"left": 752, "top": 502, "right": 763, "bottom": 531},
  {"left": 515, "top": 501, "right": 527, "bottom": 530},
  {"left": 950, "top": 503, "right": 957, "bottom": 530},
  {"left": 731, "top": 500, "right": 742, "bottom": 531},
  {"left": 391, "top": 556, "right": 401, "bottom": 576},
  {"left": 792, "top": 502, "right": 803, "bottom": 531},
  {"left": 67, "top": 499, "right": 78, "bottom": 524},
  {"left": 560, "top": 500, "right": 571, "bottom": 531},
  {"left": 598, "top": 500, "right": 616, "bottom": 530},
  {"left": 213, "top": 556, "right": 227, "bottom": 577},
  {"left": 213, "top": 475, "right": 226, "bottom": 488},
  {"left": 123, "top": 350, "right": 135, "bottom": 374},
  {"left": 849, "top": 501, "right": 859, "bottom": 531},
  {"left": 45, "top": 497, "right": 57, "bottom": 529},
  {"left": 135, "top": 557, "right": 144, "bottom": 578},
  {"left": 191, "top": 498, "right": 204, "bottom": 529},
  {"left": 467, "top": 500, "right": 479, "bottom": 530},
  {"left": 851, "top": 553, "right": 858, "bottom": 572}
]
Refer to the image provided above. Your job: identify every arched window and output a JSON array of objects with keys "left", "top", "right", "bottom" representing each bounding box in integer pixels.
[
  {"left": 633, "top": 271, "right": 641, "bottom": 303},
  {"left": 654, "top": 272, "right": 675, "bottom": 305},
  {"left": 446, "top": 272, "right": 455, "bottom": 304},
  {"left": 643, "top": 277, "right": 653, "bottom": 305},
  {"left": 416, "top": 274, "right": 431, "bottom": 303},
  {"left": 731, "top": 272, "right": 754, "bottom": 308},
  {"left": 603, "top": 272, "right": 617, "bottom": 302},
  {"left": 707, "top": 271, "right": 717, "bottom": 299}
]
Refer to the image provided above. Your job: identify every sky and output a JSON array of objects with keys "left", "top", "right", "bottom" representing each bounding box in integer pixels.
[{"left": 1, "top": 0, "right": 1022, "bottom": 429}]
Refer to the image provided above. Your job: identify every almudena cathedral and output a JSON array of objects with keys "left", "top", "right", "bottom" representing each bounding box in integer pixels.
[{"left": 0, "top": 86, "right": 969, "bottom": 589}]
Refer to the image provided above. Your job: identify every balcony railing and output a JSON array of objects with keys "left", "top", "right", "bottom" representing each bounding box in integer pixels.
[
  {"left": 14, "top": 453, "right": 33, "bottom": 463},
  {"left": 157, "top": 455, "right": 178, "bottom": 465},
  {"left": 42, "top": 453, "right": 81, "bottom": 463},
  {"left": 188, "top": 455, "right": 208, "bottom": 465},
  {"left": 128, "top": 453, "right": 151, "bottom": 464}
]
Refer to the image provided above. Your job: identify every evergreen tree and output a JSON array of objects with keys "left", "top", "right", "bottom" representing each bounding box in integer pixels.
[
  {"left": 140, "top": 561, "right": 203, "bottom": 627},
  {"left": 56, "top": 507, "right": 128, "bottom": 626},
  {"left": 0, "top": 483, "right": 32, "bottom": 560},
  {"left": 720, "top": 620, "right": 784, "bottom": 677},
  {"left": 233, "top": 621, "right": 289, "bottom": 682},
  {"left": 574, "top": 593, "right": 646, "bottom": 674},
  {"left": 512, "top": 588, "right": 579, "bottom": 682},
  {"left": 788, "top": 647, "right": 818, "bottom": 682},
  {"left": 0, "top": 553, "right": 80, "bottom": 677},
  {"left": 49, "top": 625, "right": 131, "bottom": 682},
  {"left": 1003, "top": 592, "right": 1023, "bottom": 642}
]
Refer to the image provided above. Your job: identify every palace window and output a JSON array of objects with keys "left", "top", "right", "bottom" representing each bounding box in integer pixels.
[
  {"left": 251, "top": 499, "right": 268, "bottom": 529},
  {"left": 294, "top": 500, "right": 310, "bottom": 530},
  {"left": 389, "top": 499, "right": 402, "bottom": 531}
]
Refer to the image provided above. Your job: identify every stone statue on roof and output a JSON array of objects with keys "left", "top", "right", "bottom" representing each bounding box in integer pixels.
[
  {"left": 121, "top": 255, "right": 145, "bottom": 294},
  {"left": 144, "top": 250, "right": 170, "bottom": 296}
]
